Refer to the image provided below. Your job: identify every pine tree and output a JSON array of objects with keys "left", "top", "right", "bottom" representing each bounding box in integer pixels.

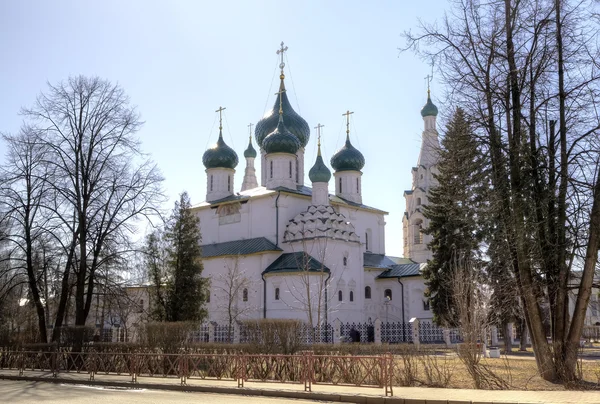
[
  {"left": 146, "top": 192, "right": 207, "bottom": 322},
  {"left": 423, "top": 108, "right": 487, "bottom": 327}
]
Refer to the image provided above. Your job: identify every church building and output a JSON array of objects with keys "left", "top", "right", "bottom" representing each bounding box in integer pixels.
[{"left": 193, "top": 44, "right": 440, "bottom": 328}]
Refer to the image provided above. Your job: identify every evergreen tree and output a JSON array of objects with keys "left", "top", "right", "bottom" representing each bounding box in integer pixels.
[
  {"left": 146, "top": 192, "right": 207, "bottom": 322},
  {"left": 423, "top": 108, "right": 487, "bottom": 327}
]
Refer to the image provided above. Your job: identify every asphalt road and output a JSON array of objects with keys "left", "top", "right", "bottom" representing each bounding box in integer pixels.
[{"left": 0, "top": 380, "right": 335, "bottom": 404}]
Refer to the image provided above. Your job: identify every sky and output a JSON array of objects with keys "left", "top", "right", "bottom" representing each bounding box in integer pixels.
[{"left": 0, "top": 0, "right": 448, "bottom": 257}]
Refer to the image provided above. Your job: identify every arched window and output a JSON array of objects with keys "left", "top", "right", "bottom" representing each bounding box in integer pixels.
[
  {"left": 414, "top": 219, "right": 424, "bottom": 244},
  {"left": 338, "top": 290, "right": 343, "bottom": 302},
  {"left": 365, "top": 232, "right": 369, "bottom": 251},
  {"left": 343, "top": 257, "right": 347, "bottom": 266},
  {"left": 384, "top": 289, "right": 392, "bottom": 301},
  {"left": 227, "top": 175, "right": 231, "bottom": 192},
  {"left": 206, "top": 292, "right": 210, "bottom": 303},
  {"left": 289, "top": 161, "right": 292, "bottom": 178},
  {"left": 339, "top": 177, "right": 343, "bottom": 193},
  {"left": 275, "top": 287, "right": 280, "bottom": 300},
  {"left": 365, "top": 286, "right": 371, "bottom": 299},
  {"left": 210, "top": 175, "right": 214, "bottom": 192},
  {"left": 416, "top": 197, "right": 421, "bottom": 206},
  {"left": 270, "top": 161, "right": 273, "bottom": 178},
  {"left": 243, "top": 288, "right": 248, "bottom": 302},
  {"left": 423, "top": 299, "right": 430, "bottom": 311},
  {"left": 350, "top": 291, "right": 354, "bottom": 302}
]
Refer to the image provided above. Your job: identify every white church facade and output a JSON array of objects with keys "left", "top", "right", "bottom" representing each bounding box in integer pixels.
[{"left": 193, "top": 46, "right": 441, "bottom": 330}]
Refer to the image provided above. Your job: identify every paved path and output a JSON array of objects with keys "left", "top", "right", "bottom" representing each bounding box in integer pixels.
[
  {"left": 1, "top": 369, "right": 599, "bottom": 404},
  {"left": 0, "top": 379, "right": 336, "bottom": 404}
]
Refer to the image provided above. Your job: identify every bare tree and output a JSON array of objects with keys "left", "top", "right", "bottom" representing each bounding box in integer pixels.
[
  {"left": 214, "top": 257, "right": 256, "bottom": 342},
  {"left": 403, "top": 0, "right": 600, "bottom": 382},
  {"left": 3, "top": 76, "right": 166, "bottom": 344}
]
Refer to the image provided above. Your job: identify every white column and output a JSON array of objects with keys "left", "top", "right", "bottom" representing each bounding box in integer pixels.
[
  {"left": 265, "top": 153, "right": 297, "bottom": 190},
  {"left": 333, "top": 171, "right": 362, "bottom": 204},
  {"left": 311, "top": 182, "right": 329, "bottom": 205},
  {"left": 206, "top": 168, "right": 235, "bottom": 202}
]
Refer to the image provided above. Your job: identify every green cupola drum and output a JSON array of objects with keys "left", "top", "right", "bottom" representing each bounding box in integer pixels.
[
  {"left": 331, "top": 110, "right": 365, "bottom": 204},
  {"left": 203, "top": 106, "right": 238, "bottom": 202},
  {"left": 310, "top": 123, "right": 332, "bottom": 206}
]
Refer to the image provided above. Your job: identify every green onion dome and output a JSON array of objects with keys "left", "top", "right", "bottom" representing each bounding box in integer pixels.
[
  {"left": 244, "top": 137, "right": 257, "bottom": 158},
  {"left": 202, "top": 131, "right": 239, "bottom": 169},
  {"left": 421, "top": 94, "right": 438, "bottom": 117},
  {"left": 330, "top": 136, "right": 365, "bottom": 172},
  {"left": 263, "top": 117, "right": 301, "bottom": 155},
  {"left": 255, "top": 78, "right": 310, "bottom": 148},
  {"left": 309, "top": 151, "right": 332, "bottom": 183}
]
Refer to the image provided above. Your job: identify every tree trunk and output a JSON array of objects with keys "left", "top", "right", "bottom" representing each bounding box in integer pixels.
[{"left": 504, "top": 0, "right": 556, "bottom": 381}]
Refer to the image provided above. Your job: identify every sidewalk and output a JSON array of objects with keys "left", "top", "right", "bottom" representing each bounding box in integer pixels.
[{"left": 0, "top": 369, "right": 598, "bottom": 404}]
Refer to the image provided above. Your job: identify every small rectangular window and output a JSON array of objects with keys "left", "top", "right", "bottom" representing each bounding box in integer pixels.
[
  {"left": 289, "top": 161, "right": 292, "bottom": 178},
  {"left": 275, "top": 287, "right": 280, "bottom": 300}
]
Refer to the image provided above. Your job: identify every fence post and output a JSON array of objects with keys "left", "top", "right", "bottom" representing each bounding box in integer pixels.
[
  {"left": 51, "top": 348, "right": 58, "bottom": 378},
  {"left": 233, "top": 322, "right": 240, "bottom": 344},
  {"left": 208, "top": 322, "right": 215, "bottom": 343},
  {"left": 409, "top": 318, "right": 420, "bottom": 350},
  {"left": 18, "top": 351, "right": 24, "bottom": 376},
  {"left": 180, "top": 353, "right": 188, "bottom": 386},
  {"left": 303, "top": 351, "right": 313, "bottom": 392},
  {"left": 384, "top": 352, "right": 393, "bottom": 397},
  {"left": 88, "top": 352, "right": 95, "bottom": 381},
  {"left": 131, "top": 353, "right": 138, "bottom": 384},
  {"left": 443, "top": 329, "right": 451, "bottom": 347},
  {"left": 236, "top": 354, "right": 245, "bottom": 388},
  {"left": 374, "top": 319, "right": 382, "bottom": 345},
  {"left": 333, "top": 319, "right": 342, "bottom": 344}
]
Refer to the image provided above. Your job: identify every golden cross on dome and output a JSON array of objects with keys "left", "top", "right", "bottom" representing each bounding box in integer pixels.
[
  {"left": 275, "top": 89, "right": 285, "bottom": 115},
  {"left": 215, "top": 106, "right": 226, "bottom": 130},
  {"left": 342, "top": 110, "right": 354, "bottom": 135},
  {"left": 276, "top": 41, "right": 288, "bottom": 74},
  {"left": 248, "top": 122, "right": 254, "bottom": 141},
  {"left": 315, "top": 123, "right": 324, "bottom": 155}
]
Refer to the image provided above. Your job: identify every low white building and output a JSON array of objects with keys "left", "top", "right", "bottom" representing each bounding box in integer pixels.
[{"left": 193, "top": 53, "right": 440, "bottom": 330}]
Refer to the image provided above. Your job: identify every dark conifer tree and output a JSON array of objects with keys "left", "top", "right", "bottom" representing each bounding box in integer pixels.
[
  {"left": 423, "top": 108, "right": 487, "bottom": 327},
  {"left": 146, "top": 192, "right": 207, "bottom": 322}
]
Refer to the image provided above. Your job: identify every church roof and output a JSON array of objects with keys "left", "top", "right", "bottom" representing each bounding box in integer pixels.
[
  {"left": 202, "top": 237, "right": 281, "bottom": 258},
  {"left": 262, "top": 252, "right": 330, "bottom": 275},
  {"left": 377, "top": 263, "right": 425, "bottom": 279},
  {"left": 363, "top": 253, "right": 398, "bottom": 269},
  {"left": 193, "top": 185, "right": 388, "bottom": 214}
]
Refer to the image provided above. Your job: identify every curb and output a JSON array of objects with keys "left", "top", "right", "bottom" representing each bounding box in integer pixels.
[{"left": 0, "top": 374, "right": 484, "bottom": 404}]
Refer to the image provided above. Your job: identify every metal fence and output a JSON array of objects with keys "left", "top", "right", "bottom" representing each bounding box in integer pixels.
[{"left": 0, "top": 349, "right": 394, "bottom": 396}]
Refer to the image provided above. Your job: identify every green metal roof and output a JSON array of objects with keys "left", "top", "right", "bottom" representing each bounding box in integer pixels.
[
  {"left": 202, "top": 237, "right": 281, "bottom": 258},
  {"left": 263, "top": 252, "right": 330, "bottom": 275},
  {"left": 363, "top": 253, "right": 398, "bottom": 269},
  {"left": 377, "top": 263, "right": 425, "bottom": 279}
]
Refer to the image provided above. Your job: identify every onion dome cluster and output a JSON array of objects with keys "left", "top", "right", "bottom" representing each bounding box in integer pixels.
[
  {"left": 255, "top": 83, "right": 310, "bottom": 148},
  {"left": 262, "top": 118, "right": 301, "bottom": 155}
]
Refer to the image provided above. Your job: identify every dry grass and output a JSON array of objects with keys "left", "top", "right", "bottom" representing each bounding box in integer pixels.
[{"left": 392, "top": 354, "right": 600, "bottom": 390}]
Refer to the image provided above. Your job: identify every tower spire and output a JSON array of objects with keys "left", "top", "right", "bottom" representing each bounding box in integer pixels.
[
  {"left": 276, "top": 41, "right": 288, "bottom": 91},
  {"left": 248, "top": 122, "right": 254, "bottom": 143},
  {"left": 342, "top": 110, "right": 354, "bottom": 141},
  {"left": 315, "top": 123, "right": 324, "bottom": 156},
  {"left": 216, "top": 106, "right": 226, "bottom": 137}
]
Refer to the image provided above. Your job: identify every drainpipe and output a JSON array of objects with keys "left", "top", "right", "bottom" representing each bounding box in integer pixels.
[
  {"left": 397, "top": 277, "right": 406, "bottom": 341},
  {"left": 324, "top": 272, "right": 331, "bottom": 343},
  {"left": 275, "top": 191, "right": 281, "bottom": 247},
  {"left": 262, "top": 273, "right": 267, "bottom": 319}
]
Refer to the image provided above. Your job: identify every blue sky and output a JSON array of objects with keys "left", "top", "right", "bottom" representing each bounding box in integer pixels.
[{"left": 0, "top": 0, "right": 447, "bottom": 257}]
